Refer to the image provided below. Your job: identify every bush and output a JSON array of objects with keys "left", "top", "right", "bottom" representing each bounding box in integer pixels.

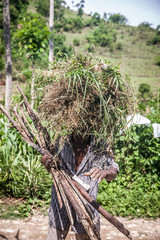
[
  {"left": 97, "top": 123, "right": 160, "bottom": 218},
  {"left": 89, "top": 25, "right": 117, "bottom": 47},
  {"left": 148, "top": 31, "right": 160, "bottom": 45},
  {"left": 91, "top": 12, "right": 101, "bottom": 26},
  {"left": 0, "top": 56, "right": 4, "bottom": 71},
  {"left": 73, "top": 38, "right": 80, "bottom": 46},
  {"left": 108, "top": 13, "right": 128, "bottom": 25},
  {"left": 64, "top": 17, "right": 84, "bottom": 31},
  {"left": 155, "top": 56, "right": 160, "bottom": 66},
  {"left": 138, "top": 83, "right": 151, "bottom": 98},
  {"left": 116, "top": 42, "right": 123, "bottom": 50},
  {"left": 0, "top": 114, "right": 52, "bottom": 199}
]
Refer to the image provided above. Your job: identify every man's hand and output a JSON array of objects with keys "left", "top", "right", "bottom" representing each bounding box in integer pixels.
[{"left": 84, "top": 167, "right": 118, "bottom": 184}]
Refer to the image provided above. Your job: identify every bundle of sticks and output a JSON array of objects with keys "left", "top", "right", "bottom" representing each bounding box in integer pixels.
[{"left": 0, "top": 84, "right": 132, "bottom": 240}]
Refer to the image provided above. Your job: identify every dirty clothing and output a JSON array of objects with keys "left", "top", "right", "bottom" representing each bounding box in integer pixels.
[{"left": 48, "top": 136, "right": 119, "bottom": 234}]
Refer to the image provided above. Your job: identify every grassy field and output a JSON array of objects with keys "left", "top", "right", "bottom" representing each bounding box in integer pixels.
[{"left": 64, "top": 22, "right": 160, "bottom": 93}]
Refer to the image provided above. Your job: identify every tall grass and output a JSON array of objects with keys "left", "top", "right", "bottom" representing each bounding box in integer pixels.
[{"left": 0, "top": 114, "right": 52, "bottom": 199}]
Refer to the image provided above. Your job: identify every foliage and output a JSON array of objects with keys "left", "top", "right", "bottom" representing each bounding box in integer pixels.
[
  {"left": 108, "top": 13, "right": 128, "bottom": 25},
  {"left": 13, "top": 13, "right": 50, "bottom": 62},
  {"left": 138, "top": 22, "right": 152, "bottom": 28},
  {"left": 53, "top": 33, "right": 73, "bottom": 56},
  {"left": 148, "top": 30, "right": 160, "bottom": 45},
  {"left": 116, "top": 42, "right": 123, "bottom": 50},
  {"left": 0, "top": 56, "right": 4, "bottom": 71},
  {"left": 35, "top": 0, "right": 50, "bottom": 17},
  {"left": 97, "top": 173, "right": 160, "bottom": 218},
  {"left": 0, "top": 198, "right": 48, "bottom": 219},
  {"left": 155, "top": 56, "right": 160, "bottom": 66},
  {"left": 97, "top": 123, "right": 160, "bottom": 217},
  {"left": 145, "top": 92, "right": 160, "bottom": 123},
  {"left": 75, "top": 0, "right": 85, "bottom": 17},
  {"left": 0, "top": 0, "right": 29, "bottom": 28},
  {"left": 54, "top": 0, "right": 66, "bottom": 21},
  {"left": 0, "top": 114, "right": 52, "bottom": 199},
  {"left": 73, "top": 38, "right": 80, "bottom": 46},
  {"left": 97, "top": 93, "right": 160, "bottom": 218},
  {"left": 35, "top": 0, "right": 66, "bottom": 21},
  {"left": 138, "top": 83, "right": 151, "bottom": 98},
  {"left": 88, "top": 24, "right": 117, "bottom": 47},
  {"left": 64, "top": 17, "right": 84, "bottom": 31},
  {"left": 87, "top": 12, "right": 101, "bottom": 26}
]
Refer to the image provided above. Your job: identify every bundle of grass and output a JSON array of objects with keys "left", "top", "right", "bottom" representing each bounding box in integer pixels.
[{"left": 38, "top": 55, "right": 135, "bottom": 147}]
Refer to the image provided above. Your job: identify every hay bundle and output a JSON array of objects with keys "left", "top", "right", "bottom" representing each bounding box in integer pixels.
[{"left": 38, "top": 55, "right": 134, "bottom": 146}]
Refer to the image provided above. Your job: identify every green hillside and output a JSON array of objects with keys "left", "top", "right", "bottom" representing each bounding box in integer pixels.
[
  {"left": 0, "top": 0, "right": 160, "bottom": 95},
  {"left": 63, "top": 16, "right": 160, "bottom": 93}
]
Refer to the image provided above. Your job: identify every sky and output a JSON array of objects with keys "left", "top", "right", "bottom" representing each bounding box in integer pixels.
[{"left": 65, "top": 0, "right": 160, "bottom": 28}]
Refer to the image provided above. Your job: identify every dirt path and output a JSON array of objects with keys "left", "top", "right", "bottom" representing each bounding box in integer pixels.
[{"left": 0, "top": 215, "right": 160, "bottom": 240}]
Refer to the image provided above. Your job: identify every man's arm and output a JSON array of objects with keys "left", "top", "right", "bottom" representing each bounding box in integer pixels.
[{"left": 84, "top": 167, "right": 118, "bottom": 184}]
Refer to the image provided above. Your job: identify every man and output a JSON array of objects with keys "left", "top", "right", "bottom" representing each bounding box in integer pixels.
[{"left": 42, "top": 134, "right": 119, "bottom": 240}]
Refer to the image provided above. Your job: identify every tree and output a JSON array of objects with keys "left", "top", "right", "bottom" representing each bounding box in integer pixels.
[
  {"left": 91, "top": 12, "right": 101, "bottom": 26},
  {"left": 108, "top": 13, "right": 128, "bottom": 25},
  {"left": 75, "top": 0, "right": 85, "bottom": 17},
  {"left": 35, "top": 0, "right": 66, "bottom": 21},
  {"left": 103, "top": 12, "right": 107, "bottom": 21},
  {"left": 138, "top": 21, "right": 152, "bottom": 28},
  {"left": 14, "top": 14, "right": 50, "bottom": 108},
  {"left": 3, "top": 0, "right": 12, "bottom": 113},
  {"left": 49, "top": 0, "right": 54, "bottom": 63}
]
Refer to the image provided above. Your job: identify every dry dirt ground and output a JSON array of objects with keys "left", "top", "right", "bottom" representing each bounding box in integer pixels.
[{"left": 0, "top": 214, "right": 160, "bottom": 240}]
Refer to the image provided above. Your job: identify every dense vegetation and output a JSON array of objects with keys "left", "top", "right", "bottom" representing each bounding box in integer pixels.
[{"left": 0, "top": 0, "right": 160, "bottom": 219}]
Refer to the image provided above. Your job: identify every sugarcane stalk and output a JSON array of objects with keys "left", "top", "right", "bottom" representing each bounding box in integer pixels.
[
  {"left": 51, "top": 169, "right": 63, "bottom": 209},
  {"left": 72, "top": 181, "right": 132, "bottom": 240},
  {"left": 59, "top": 172, "right": 101, "bottom": 240},
  {"left": 17, "top": 84, "right": 54, "bottom": 153}
]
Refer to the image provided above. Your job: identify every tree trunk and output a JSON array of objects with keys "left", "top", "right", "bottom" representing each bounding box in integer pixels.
[
  {"left": 3, "top": 0, "right": 12, "bottom": 113},
  {"left": 49, "top": 0, "right": 54, "bottom": 64}
]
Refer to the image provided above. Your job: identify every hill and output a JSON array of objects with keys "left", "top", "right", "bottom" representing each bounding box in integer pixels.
[
  {"left": 0, "top": 0, "right": 160, "bottom": 97},
  {"left": 63, "top": 9, "right": 160, "bottom": 93}
]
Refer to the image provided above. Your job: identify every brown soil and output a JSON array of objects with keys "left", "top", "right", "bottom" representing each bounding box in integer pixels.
[{"left": 0, "top": 214, "right": 160, "bottom": 240}]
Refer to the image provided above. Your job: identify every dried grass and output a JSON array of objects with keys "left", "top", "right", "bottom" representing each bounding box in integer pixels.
[{"left": 38, "top": 55, "right": 135, "bottom": 146}]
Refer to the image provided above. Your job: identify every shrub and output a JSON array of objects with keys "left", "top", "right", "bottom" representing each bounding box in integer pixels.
[
  {"left": 138, "top": 83, "right": 151, "bottom": 98},
  {"left": 73, "top": 38, "right": 80, "bottom": 46},
  {"left": 90, "top": 25, "right": 117, "bottom": 47},
  {"left": 108, "top": 13, "right": 128, "bottom": 25},
  {"left": 138, "top": 21, "right": 152, "bottom": 28},
  {"left": 97, "top": 121, "right": 160, "bottom": 218},
  {"left": 148, "top": 31, "right": 160, "bottom": 45},
  {"left": 0, "top": 114, "right": 52, "bottom": 199},
  {"left": 155, "top": 56, "right": 160, "bottom": 66},
  {"left": 91, "top": 12, "right": 101, "bottom": 26},
  {"left": 64, "top": 17, "right": 84, "bottom": 31},
  {"left": 0, "top": 56, "right": 4, "bottom": 71},
  {"left": 72, "top": 17, "right": 84, "bottom": 30},
  {"left": 116, "top": 42, "right": 123, "bottom": 50}
]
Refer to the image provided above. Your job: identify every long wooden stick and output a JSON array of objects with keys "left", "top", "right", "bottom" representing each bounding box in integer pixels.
[
  {"left": 72, "top": 181, "right": 132, "bottom": 240},
  {"left": 17, "top": 84, "right": 55, "bottom": 154},
  {"left": 59, "top": 173, "right": 101, "bottom": 240}
]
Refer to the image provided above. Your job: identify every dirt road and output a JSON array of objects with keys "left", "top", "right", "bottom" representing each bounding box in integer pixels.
[{"left": 0, "top": 214, "right": 160, "bottom": 240}]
